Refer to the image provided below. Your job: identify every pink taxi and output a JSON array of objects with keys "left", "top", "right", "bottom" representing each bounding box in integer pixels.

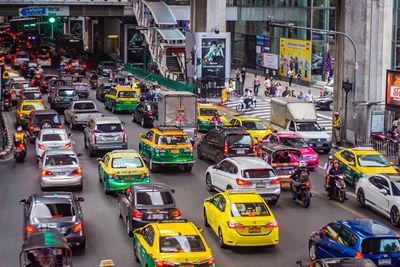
[{"left": 260, "top": 132, "right": 319, "bottom": 168}]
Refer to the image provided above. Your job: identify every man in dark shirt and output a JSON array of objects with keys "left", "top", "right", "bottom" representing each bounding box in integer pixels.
[{"left": 327, "top": 161, "right": 343, "bottom": 199}]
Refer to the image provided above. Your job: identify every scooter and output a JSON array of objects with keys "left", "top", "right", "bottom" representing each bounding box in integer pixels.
[
  {"left": 235, "top": 97, "right": 257, "bottom": 112},
  {"left": 14, "top": 138, "right": 26, "bottom": 162},
  {"left": 3, "top": 97, "right": 11, "bottom": 111},
  {"left": 328, "top": 174, "right": 346, "bottom": 202},
  {"left": 290, "top": 175, "right": 312, "bottom": 208}
]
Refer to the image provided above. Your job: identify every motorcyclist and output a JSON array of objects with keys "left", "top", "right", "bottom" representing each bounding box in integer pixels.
[
  {"left": 290, "top": 161, "right": 309, "bottom": 193},
  {"left": 327, "top": 160, "right": 343, "bottom": 199},
  {"left": 14, "top": 126, "right": 25, "bottom": 146},
  {"left": 323, "top": 156, "right": 334, "bottom": 188},
  {"left": 90, "top": 71, "right": 98, "bottom": 83}
]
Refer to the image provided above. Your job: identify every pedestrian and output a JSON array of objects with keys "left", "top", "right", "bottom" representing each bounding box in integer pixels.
[
  {"left": 282, "top": 87, "right": 290, "bottom": 97},
  {"left": 241, "top": 67, "right": 246, "bottom": 86},
  {"left": 253, "top": 74, "right": 260, "bottom": 95},
  {"left": 275, "top": 82, "right": 282, "bottom": 97},
  {"left": 288, "top": 68, "right": 294, "bottom": 87},
  {"left": 305, "top": 89, "right": 314, "bottom": 102},
  {"left": 297, "top": 90, "right": 306, "bottom": 100},
  {"left": 264, "top": 76, "right": 271, "bottom": 96},
  {"left": 333, "top": 112, "right": 342, "bottom": 145},
  {"left": 235, "top": 68, "right": 241, "bottom": 95},
  {"left": 295, "top": 70, "right": 302, "bottom": 86},
  {"left": 269, "top": 84, "right": 276, "bottom": 98},
  {"left": 227, "top": 79, "right": 234, "bottom": 101},
  {"left": 290, "top": 90, "right": 296, "bottom": 97}
]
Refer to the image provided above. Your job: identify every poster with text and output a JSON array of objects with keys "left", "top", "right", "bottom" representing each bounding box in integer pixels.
[
  {"left": 69, "top": 20, "right": 82, "bottom": 39},
  {"left": 127, "top": 28, "right": 144, "bottom": 67},
  {"left": 279, "top": 38, "right": 311, "bottom": 82},
  {"left": 201, "top": 38, "right": 226, "bottom": 79},
  {"left": 256, "top": 35, "right": 270, "bottom": 69}
]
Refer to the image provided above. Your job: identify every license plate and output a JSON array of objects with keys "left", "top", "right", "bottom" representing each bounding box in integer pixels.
[
  {"left": 378, "top": 259, "right": 391, "bottom": 265},
  {"left": 256, "top": 183, "right": 266, "bottom": 188},
  {"left": 281, "top": 181, "right": 290, "bottom": 187},
  {"left": 152, "top": 214, "right": 164, "bottom": 220},
  {"left": 64, "top": 99, "right": 70, "bottom": 102},
  {"left": 171, "top": 149, "right": 179, "bottom": 153},
  {"left": 105, "top": 136, "right": 115, "bottom": 141},
  {"left": 236, "top": 150, "right": 245, "bottom": 154},
  {"left": 316, "top": 144, "right": 323, "bottom": 147},
  {"left": 125, "top": 101, "right": 131, "bottom": 103},
  {"left": 249, "top": 226, "right": 261, "bottom": 233},
  {"left": 124, "top": 176, "right": 135, "bottom": 180}
]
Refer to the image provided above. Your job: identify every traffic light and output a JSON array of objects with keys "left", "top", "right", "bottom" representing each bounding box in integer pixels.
[{"left": 48, "top": 17, "right": 56, "bottom": 23}]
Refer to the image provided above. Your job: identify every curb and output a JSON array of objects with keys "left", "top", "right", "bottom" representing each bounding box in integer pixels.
[{"left": 0, "top": 125, "right": 13, "bottom": 159}]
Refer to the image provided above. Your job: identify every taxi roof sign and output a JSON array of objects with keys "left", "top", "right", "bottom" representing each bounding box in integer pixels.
[
  {"left": 227, "top": 189, "right": 257, "bottom": 195},
  {"left": 353, "top": 147, "right": 375, "bottom": 151}
]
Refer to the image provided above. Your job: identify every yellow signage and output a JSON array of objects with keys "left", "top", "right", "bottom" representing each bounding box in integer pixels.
[
  {"left": 221, "top": 88, "right": 227, "bottom": 102},
  {"left": 279, "top": 38, "right": 311, "bottom": 82}
]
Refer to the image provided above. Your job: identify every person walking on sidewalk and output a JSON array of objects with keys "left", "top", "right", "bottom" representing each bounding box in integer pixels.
[
  {"left": 235, "top": 68, "right": 241, "bottom": 95},
  {"left": 288, "top": 68, "right": 294, "bottom": 87},
  {"left": 253, "top": 75, "right": 260, "bottom": 95},
  {"left": 227, "top": 79, "right": 234, "bottom": 101},
  {"left": 295, "top": 70, "right": 302, "bottom": 86},
  {"left": 275, "top": 82, "right": 282, "bottom": 97},
  {"left": 264, "top": 76, "right": 271, "bottom": 96},
  {"left": 333, "top": 112, "right": 342, "bottom": 146},
  {"left": 297, "top": 90, "right": 306, "bottom": 101},
  {"left": 241, "top": 67, "right": 246, "bottom": 86},
  {"left": 282, "top": 87, "right": 290, "bottom": 97},
  {"left": 305, "top": 89, "right": 314, "bottom": 103}
]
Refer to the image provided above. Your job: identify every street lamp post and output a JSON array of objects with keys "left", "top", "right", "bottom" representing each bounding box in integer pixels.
[{"left": 269, "top": 22, "right": 358, "bottom": 142}]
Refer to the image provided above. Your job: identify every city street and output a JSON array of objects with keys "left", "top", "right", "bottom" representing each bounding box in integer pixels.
[{"left": 0, "top": 69, "right": 397, "bottom": 266}]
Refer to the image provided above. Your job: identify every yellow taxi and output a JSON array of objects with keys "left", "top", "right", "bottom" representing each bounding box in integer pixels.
[
  {"left": 97, "top": 149, "right": 150, "bottom": 194},
  {"left": 2, "top": 69, "right": 19, "bottom": 81},
  {"left": 226, "top": 117, "right": 272, "bottom": 143},
  {"left": 133, "top": 220, "right": 215, "bottom": 267},
  {"left": 197, "top": 103, "right": 228, "bottom": 132},
  {"left": 334, "top": 147, "right": 398, "bottom": 186},
  {"left": 203, "top": 189, "right": 279, "bottom": 247},
  {"left": 104, "top": 85, "right": 140, "bottom": 113},
  {"left": 16, "top": 100, "right": 45, "bottom": 126},
  {"left": 0, "top": 58, "right": 4, "bottom": 66}
]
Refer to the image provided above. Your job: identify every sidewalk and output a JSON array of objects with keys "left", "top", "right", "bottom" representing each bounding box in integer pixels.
[{"left": 0, "top": 113, "right": 13, "bottom": 160}]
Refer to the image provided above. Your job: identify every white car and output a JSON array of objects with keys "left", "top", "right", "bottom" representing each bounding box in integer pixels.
[
  {"left": 323, "top": 79, "right": 334, "bottom": 95},
  {"left": 205, "top": 156, "right": 281, "bottom": 204},
  {"left": 356, "top": 173, "right": 400, "bottom": 226},
  {"left": 35, "top": 128, "right": 72, "bottom": 159}
]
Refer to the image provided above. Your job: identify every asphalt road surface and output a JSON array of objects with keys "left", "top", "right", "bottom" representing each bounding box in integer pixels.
[{"left": 0, "top": 69, "right": 396, "bottom": 267}]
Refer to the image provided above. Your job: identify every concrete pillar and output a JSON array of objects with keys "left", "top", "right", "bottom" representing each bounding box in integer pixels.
[
  {"left": 190, "top": 0, "right": 226, "bottom": 32},
  {"left": 334, "top": 0, "right": 393, "bottom": 143}
]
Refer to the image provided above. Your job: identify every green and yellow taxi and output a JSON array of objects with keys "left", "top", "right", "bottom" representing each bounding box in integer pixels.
[
  {"left": 334, "top": 147, "right": 398, "bottom": 186},
  {"left": 16, "top": 100, "right": 45, "bottom": 126},
  {"left": 203, "top": 189, "right": 279, "bottom": 247},
  {"left": 2, "top": 69, "right": 19, "bottom": 81},
  {"left": 197, "top": 103, "right": 227, "bottom": 132},
  {"left": 139, "top": 126, "right": 195, "bottom": 172},
  {"left": 226, "top": 117, "right": 272, "bottom": 143},
  {"left": 104, "top": 85, "right": 140, "bottom": 113},
  {"left": 133, "top": 220, "right": 215, "bottom": 267},
  {"left": 97, "top": 149, "right": 150, "bottom": 194}
]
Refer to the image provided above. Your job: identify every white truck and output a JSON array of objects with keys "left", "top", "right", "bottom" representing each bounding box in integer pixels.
[{"left": 270, "top": 97, "right": 331, "bottom": 153}]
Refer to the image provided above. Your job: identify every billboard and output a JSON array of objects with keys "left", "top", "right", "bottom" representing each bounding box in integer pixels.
[
  {"left": 385, "top": 69, "right": 400, "bottom": 112},
  {"left": 256, "top": 35, "right": 270, "bottom": 69},
  {"left": 201, "top": 37, "right": 226, "bottom": 79},
  {"left": 127, "top": 28, "right": 144, "bottom": 67},
  {"left": 279, "top": 38, "right": 311, "bottom": 82}
]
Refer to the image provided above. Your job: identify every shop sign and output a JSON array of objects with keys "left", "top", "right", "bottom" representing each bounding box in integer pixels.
[
  {"left": 279, "top": 38, "right": 311, "bottom": 82},
  {"left": 385, "top": 69, "right": 400, "bottom": 112}
]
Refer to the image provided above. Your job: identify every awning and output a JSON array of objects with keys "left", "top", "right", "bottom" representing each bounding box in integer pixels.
[
  {"left": 144, "top": 0, "right": 177, "bottom": 25},
  {"left": 156, "top": 28, "right": 185, "bottom": 41}
]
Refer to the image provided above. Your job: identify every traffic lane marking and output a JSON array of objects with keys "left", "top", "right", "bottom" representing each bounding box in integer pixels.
[{"left": 317, "top": 113, "right": 332, "bottom": 120}]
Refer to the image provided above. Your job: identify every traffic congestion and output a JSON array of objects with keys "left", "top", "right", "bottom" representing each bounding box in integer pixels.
[{"left": 1, "top": 27, "right": 400, "bottom": 267}]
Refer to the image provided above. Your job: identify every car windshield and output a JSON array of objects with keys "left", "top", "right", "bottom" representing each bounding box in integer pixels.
[
  {"left": 22, "top": 104, "right": 43, "bottom": 111},
  {"left": 357, "top": 154, "right": 390, "bottom": 167},
  {"left": 45, "top": 154, "right": 77, "bottom": 166},
  {"left": 31, "top": 203, "right": 74, "bottom": 218},
  {"left": 74, "top": 102, "right": 95, "bottom": 110},
  {"left": 296, "top": 122, "right": 322, "bottom": 132},
  {"left": 102, "top": 62, "right": 114, "bottom": 67},
  {"left": 118, "top": 90, "right": 137, "bottom": 98},
  {"left": 112, "top": 157, "right": 143, "bottom": 168},
  {"left": 13, "top": 83, "right": 26, "bottom": 90},
  {"left": 156, "top": 135, "right": 190, "bottom": 145},
  {"left": 227, "top": 134, "right": 253, "bottom": 145},
  {"left": 42, "top": 133, "right": 65, "bottom": 142},
  {"left": 242, "top": 169, "right": 274, "bottom": 178},
  {"left": 57, "top": 89, "right": 76, "bottom": 97},
  {"left": 230, "top": 202, "right": 270, "bottom": 217},
  {"left": 362, "top": 238, "right": 400, "bottom": 254},
  {"left": 280, "top": 137, "right": 309, "bottom": 148},
  {"left": 32, "top": 114, "right": 60, "bottom": 125},
  {"left": 96, "top": 123, "right": 122, "bottom": 133},
  {"left": 74, "top": 85, "right": 87, "bottom": 91},
  {"left": 200, "top": 108, "right": 220, "bottom": 116},
  {"left": 136, "top": 191, "right": 174, "bottom": 206},
  {"left": 242, "top": 121, "right": 268, "bottom": 130},
  {"left": 159, "top": 235, "right": 206, "bottom": 253},
  {"left": 8, "top": 72, "right": 19, "bottom": 77},
  {"left": 23, "top": 92, "right": 41, "bottom": 100}
]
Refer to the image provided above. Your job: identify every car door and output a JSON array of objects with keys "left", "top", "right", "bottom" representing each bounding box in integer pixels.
[
  {"left": 137, "top": 225, "right": 155, "bottom": 266},
  {"left": 228, "top": 119, "right": 236, "bottom": 126},
  {"left": 316, "top": 223, "right": 344, "bottom": 258},
  {"left": 202, "top": 132, "right": 214, "bottom": 158},
  {"left": 369, "top": 176, "right": 391, "bottom": 215},
  {"left": 212, "top": 160, "right": 230, "bottom": 190},
  {"left": 134, "top": 103, "right": 142, "bottom": 122},
  {"left": 269, "top": 135, "right": 279, "bottom": 145},
  {"left": 338, "top": 151, "right": 357, "bottom": 184},
  {"left": 207, "top": 194, "right": 225, "bottom": 233},
  {"left": 141, "top": 131, "right": 154, "bottom": 159},
  {"left": 221, "top": 160, "right": 238, "bottom": 190},
  {"left": 119, "top": 187, "right": 130, "bottom": 220},
  {"left": 99, "top": 154, "right": 110, "bottom": 182}
]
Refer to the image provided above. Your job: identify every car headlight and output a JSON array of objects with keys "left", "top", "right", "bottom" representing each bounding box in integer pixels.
[{"left": 312, "top": 154, "right": 318, "bottom": 159}]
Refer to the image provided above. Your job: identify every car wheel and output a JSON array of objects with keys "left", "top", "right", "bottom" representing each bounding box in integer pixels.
[
  {"left": 203, "top": 209, "right": 210, "bottom": 227},
  {"left": 206, "top": 173, "right": 214, "bottom": 192},
  {"left": 126, "top": 218, "right": 133, "bottom": 237},
  {"left": 390, "top": 206, "right": 400, "bottom": 226},
  {"left": 140, "top": 117, "right": 145, "bottom": 127},
  {"left": 328, "top": 102, "right": 333, "bottom": 111},
  {"left": 353, "top": 176, "right": 359, "bottom": 188},
  {"left": 269, "top": 199, "right": 278, "bottom": 205},
  {"left": 197, "top": 146, "right": 204, "bottom": 159},
  {"left": 309, "top": 241, "right": 318, "bottom": 261},
  {"left": 132, "top": 113, "right": 136, "bottom": 122},
  {"left": 226, "top": 185, "right": 233, "bottom": 190},
  {"left": 79, "top": 240, "right": 86, "bottom": 249},
  {"left": 184, "top": 164, "right": 193, "bottom": 172},
  {"left": 149, "top": 157, "right": 157, "bottom": 172},
  {"left": 357, "top": 189, "right": 366, "bottom": 208},
  {"left": 103, "top": 180, "right": 110, "bottom": 195},
  {"left": 89, "top": 147, "right": 96, "bottom": 157},
  {"left": 218, "top": 228, "right": 227, "bottom": 248}
]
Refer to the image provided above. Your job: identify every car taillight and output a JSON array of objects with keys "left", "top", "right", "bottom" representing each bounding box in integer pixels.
[
  {"left": 236, "top": 178, "right": 252, "bottom": 186},
  {"left": 41, "top": 170, "right": 53, "bottom": 176},
  {"left": 252, "top": 144, "right": 256, "bottom": 153},
  {"left": 139, "top": 172, "right": 149, "bottom": 179},
  {"left": 270, "top": 179, "right": 280, "bottom": 184},
  {"left": 227, "top": 221, "right": 245, "bottom": 229},
  {"left": 156, "top": 147, "right": 166, "bottom": 153},
  {"left": 55, "top": 97, "right": 61, "bottom": 101},
  {"left": 64, "top": 143, "right": 71, "bottom": 149},
  {"left": 265, "top": 221, "right": 278, "bottom": 229},
  {"left": 26, "top": 225, "right": 34, "bottom": 233},
  {"left": 116, "top": 97, "right": 119, "bottom": 103},
  {"left": 73, "top": 223, "right": 83, "bottom": 232},
  {"left": 185, "top": 146, "right": 193, "bottom": 152},
  {"left": 38, "top": 144, "right": 45, "bottom": 150},
  {"left": 305, "top": 182, "right": 311, "bottom": 187},
  {"left": 122, "top": 129, "right": 126, "bottom": 143},
  {"left": 199, "top": 258, "right": 214, "bottom": 266},
  {"left": 354, "top": 251, "right": 363, "bottom": 259},
  {"left": 82, "top": 64, "right": 86, "bottom": 68},
  {"left": 9, "top": 90, "right": 14, "bottom": 94},
  {"left": 93, "top": 130, "right": 97, "bottom": 144},
  {"left": 58, "top": 125, "right": 62, "bottom": 129},
  {"left": 18, "top": 113, "right": 24, "bottom": 118},
  {"left": 145, "top": 111, "right": 152, "bottom": 116},
  {"left": 13, "top": 59, "right": 16, "bottom": 63},
  {"left": 73, "top": 96, "right": 79, "bottom": 101},
  {"left": 72, "top": 168, "right": 82, "bottom": 175},
  {"left": 132, "top": 209, "right": 143, "bottom": 219},
  {"left": 172, "top": 209, "right": 181, "bottom": 218},
  {"left": 47, "top": 58, "right": 51, "bottom": 61},
  {"left": 30, "top": 126, "right": 34, "bottom": 131},
  {"left": 224, "top": 141, "right": 228, "bottom": 154},
  {"left": 68, "top": 64, "right": 71, "bottom": 68},
  {"left": 154, "top": 259, "right": 174, "bottom": 267}
]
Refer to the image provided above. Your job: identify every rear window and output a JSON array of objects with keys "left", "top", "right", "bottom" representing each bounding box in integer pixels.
[
  {"left": 118, "top": 91, "right": 137, "bottom": 98},
  {"left": 23, "top": 92, "right": 41, "bottom": 100},
  {"left": 227, "top": 134, "right": 253, "bottom": 145},
  {"left": 362, "top": 238, "right": 400, "bottom": 254},
  {"left": 159, "top": 236, "right": 205, "bottom": 253},
  {"left": 22, "top": 104, "right": 43, "bottom": 111},
  {"left": 28, "top": 62, "right": 37, "bottom": 67},
  {"left": 200, "top": 108, "right": 220, "bottom": 116},
  {"left": 242, "top": 169, "right": 274, "bottom": 178},
  {"left": 74, "top": 102, "right": 95, "bottom": 110},
  {"left": 136, "top": 191, "right": 174, "bottom": 206},
  {"left": 230, "top": 202, "right": 270, "bottom": 217},
  {"left": 156, "top": 135, "right": 190, "bottom": 145},
  {"left": 13, "top": 83, "right": 25, "bottom": 90},
  {"left": 32, "top": 114, "right": 60, "bottom": 125},
  {"left": 96, "top": 123, "right": 122, "bottom": 133},
  {"left": 42, "top": 134, "right": 65, "bottom": 142},
  {"left": 57, "top": 89, "right": 76, "bottom": 97},
  {"left": 112, "top": 157, "right": 143, "bottom": 168},
  {"left": 45, "top": 154, "right": 77, "bottom": 166},
  {"left": 31, "top": 203, "right": 74, "bottom": 218}
]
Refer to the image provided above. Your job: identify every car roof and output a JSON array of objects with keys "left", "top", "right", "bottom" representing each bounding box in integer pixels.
[
  {"left": 33, "top": 192, "right": 73, "bottom": 204},
  {"left": 40, "top": 128, "right": 67, "bottom": 135},
  {"left": 93, "top": 116, "right": 121, "bottom": 124},
  {"left": 22, "top": 88, "right": 41, "bottom": 92},
  {"left": 57, "top": 86, "right": 75, "bottom": 90},
  {"left": 210, "top": 126, "right": 249, "bottom": 134},
  {"left": 109, "top": 149, "right": 139, "bottom": 157},
  {"left": 131, "top": 183, "right": 171, "bottom": 192},
  {"left": 199, "top": 104, "right": 218, "bottom": 109},
  {"left": 225, "top": 191, "right": 264, "bottom": 203},
  {"left": 72, "top": 100, "right": 94, "bottom": 104},
  {"left": 155, "top": 222, "right": 199, "bottom": 236},
  {"left": 228, "top": 156, "right": 271, "bottom": 169},
  {"left": 114, "top": 86, "right": 134, "bottom": 90},
  {"left": 337, "top": 219, "right": 398, "bottom": 238}
]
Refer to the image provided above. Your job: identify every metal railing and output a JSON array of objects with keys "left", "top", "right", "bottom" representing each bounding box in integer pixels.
[
  {"left": 355, "top": 136, "right": 399, "bottom": 164},
  {"left": 0, "top": 113, "right": 8, "bottom": 151}
]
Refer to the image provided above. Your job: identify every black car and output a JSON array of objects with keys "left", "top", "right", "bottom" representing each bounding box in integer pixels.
[
  {"left": 96, "top": 82, "right": 113, "bottom": 102},
  {"left": 97, "top": 61, "right": 117, "bottom": 77},
  {"left": 197, "top": 126, "right": 255, "bottom": 163},
  {"left": 27, "top": 109, "right": 62, "bottom": 142},
  {"left": 132, "top": 102, "right": 158, "bottom": 127},
  {"left": 117, "top": 183, "right": 180, "bottom": 236},
  {"left": 298, "top": 258, "right": 376, "bottom": 267},
  {"left": 65, "top": 59, "right": 86, "bottom": 75},
  {"left": 20, "top": 192, "right": 85, "bottom": 248},
  {"left": 314, "top": 92, "right": 333, "bottom": 111},
  {"left": 49, "top": 86, "right": 78, "bottom": 110}
]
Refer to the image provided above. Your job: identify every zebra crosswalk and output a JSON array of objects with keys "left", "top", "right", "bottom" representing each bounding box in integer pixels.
[{"left": 225, "top": 99, "right": 333, "bottom": 134}]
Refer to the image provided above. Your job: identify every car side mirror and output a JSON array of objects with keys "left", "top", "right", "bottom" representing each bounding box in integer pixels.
[
  {"left": 197, "top": 227, "right": 204, "bottom": 233},
  {"left": 19, "top": 199, "right": 27, "bottom": 205},
  {"left": 121, "top": 121, "right": 126, "bottom": 125},
  {"left": 348, "top": 162, "right": 355, "bottom": 166},
  {"left": 390, "top": 162, "right": 394, "bottom": 165},
  {"left": 204, "top": 198, "right": 211, "bottom": 203},
  {"left": 77, "top": 197, "right": 84, "bottom": 202},
  {"left": 309, "top": 144, "right": 313, "bottom": 147},
  {"left": 139, "top": 133, "right": 143, "bottom": 138},
  {"left": 77, "top": 153, "right": 83, "bottom": 157},
  {"left": 379, "top": 188, "right": 388, "bottom": 195},
  {"left": 97, "top": 158, "right": 102, "bottom": 162},
  {"left": 212, "top": 165, "right": 217, "bottom": 169}
]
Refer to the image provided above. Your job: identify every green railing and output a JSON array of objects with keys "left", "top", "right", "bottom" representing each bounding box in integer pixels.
[{"left": 124, "top": 64, "right": 193, "bottom": 93}]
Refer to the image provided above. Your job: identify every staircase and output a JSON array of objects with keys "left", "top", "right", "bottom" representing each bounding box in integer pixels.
[{"left": 166, "top": 55, "right": 185, "bottom": 81}]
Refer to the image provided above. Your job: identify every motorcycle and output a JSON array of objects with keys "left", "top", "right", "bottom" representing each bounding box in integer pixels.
[
  {"left": 328, "top": 174, "right": 346, "bottom": 202},
  {"left": 235, "top": 97, "right": 257, "bottom": 112},
  {"left": 3, "top": 97, "right": 11, "bottom": 111},
  {"left": 90, "top": 79, "right": 97, "bottom": 90},
  {"left": 14, "top": 137, "right": 26, "bottom": 162},
  {"left": 290, "top": 175, "right": 312, "bottom": 208},
  {"left": 371, "top": 131, "right": 398, "bottom": 156}
]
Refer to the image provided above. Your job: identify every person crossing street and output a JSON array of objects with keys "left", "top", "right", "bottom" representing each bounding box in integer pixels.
[{"left": 333, "top": 112, "right": 342, "bottom": 145}]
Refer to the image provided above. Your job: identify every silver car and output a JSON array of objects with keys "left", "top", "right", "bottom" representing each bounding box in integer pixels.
[
  {"left": 35, "top": 128, "right": 73, "bottom": 158},
  {"left": 84, "top": 116, "right": 127, "bottom": 157},
  {"left": 39, "top": 150, "right": 83, "bottom": 190}
]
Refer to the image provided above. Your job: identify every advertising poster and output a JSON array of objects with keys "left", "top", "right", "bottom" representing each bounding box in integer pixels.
[
  {"left": 279, "top": 38, "right": 311, "bottom": 82},
  {"left": 385, "top": 69, "right": 400, "bottom": 112},
  {"left": 69, "top": 19, "right": 83, "bottom": 39},
  {"left": 201, "top": 38, "right": 226, "bottom": 79},
  {"left": 127, "top": 28, "right": 144, "bottom": 67},
  {"left": 264, "top": 53, "right": 278, "bottom": 70},
  {"left": 256, "top": 35, "right": 270, "bottom": 69}
]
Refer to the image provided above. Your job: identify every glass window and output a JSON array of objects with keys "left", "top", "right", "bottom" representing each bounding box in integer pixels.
[
  {"left": 57, "top": 89, "right": 77, "bottom": 97},
  {"left": 155, "top": 135, "right": 189, "bottom": 145},
  {"left": 357, "top": 154, "right": 390, "bottom": 167},
  {"left": 243, "top": 169, "right": 274, "bottom": 178},
  {"left": 270, "top": 135, "right": 279, "bottom": 144},
  {"left": 103, "top": 155, "right": 110, "bottom": 166},
  {"left": 45, "top": 154, "right": 77, "bottom": 166},
  {"left": 279, "top": 137, "right": 309, "bottom": 148},
  {"left": 230, "top": 202, "right": 270, "bottom": 217},
  {"left": 227, "top": 134, "right": 253, "bottom": 145},
  {"left": 96, "top": 123, "right": 122, "bottom": 133},
  {"left": 242, "top": 121, "right": 268, "bottom": 130},
  {"left": 146, "top": 131, "right": 154, "bottom": 141},
  {"left": 362, "top": 238, "right": 400, "bottom": 254},
  {"left": 23, "top": 92, "right": 41, "bottom": 100},
  {"left": 74, "top": 102, "right": 95, "bottom": 110},
  {"left": 337, "top": 227, "right": 356, "bottom": 247},
  {"left": 322, "top": 223, "right": 342, "bottom": 242},
  {"left": 199, "top": 108, "right": 220, "bottom": 116},
  {"left": 142, "top": 225, "right": 155, "bottom": 246},
  {"left": 42, "top": 133, "right": 65, "bottom": 142},
  {"left": 22, "top": 104, "right": 44, "bottom": 111},
  {"left": 118, "top": 90, "right": 137, "bottom": 98},
  {"left": 111, "top": 157, "right": 143, "bottom": 168},
  {"left": 159, "top": 235, "right": 206, "bottom": 253},
  {"left": 136, "top": 191, "right": 174, "bottom": 206},
  {"left": 31, "top": 203, "right": 74, "bottom": 218},
  {"left": 296, "top": 122, "right": 322, "bottom": 131}
]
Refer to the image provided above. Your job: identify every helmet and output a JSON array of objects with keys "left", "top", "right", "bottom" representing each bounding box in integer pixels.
[
  {"left": 299, "top": 161, "right": 307, "bottom": 168},
  {"left": 328, "top": 155, "right": 334, "bottom": 160},
  {"left": 17, "top": 126, "right": 22, "bottom": 132},
  {"left": 334, "top": 112, "right": 339, "bottom": 115}
]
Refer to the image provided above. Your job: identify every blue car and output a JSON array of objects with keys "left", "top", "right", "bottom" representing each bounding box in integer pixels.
[{"left": 309, "top": 219, "right": 400, "bottom": 266}]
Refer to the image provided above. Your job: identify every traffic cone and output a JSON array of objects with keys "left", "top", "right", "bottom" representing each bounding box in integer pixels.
[{"left": 320, "top": 90, "right": 323, "bottom": 97}]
